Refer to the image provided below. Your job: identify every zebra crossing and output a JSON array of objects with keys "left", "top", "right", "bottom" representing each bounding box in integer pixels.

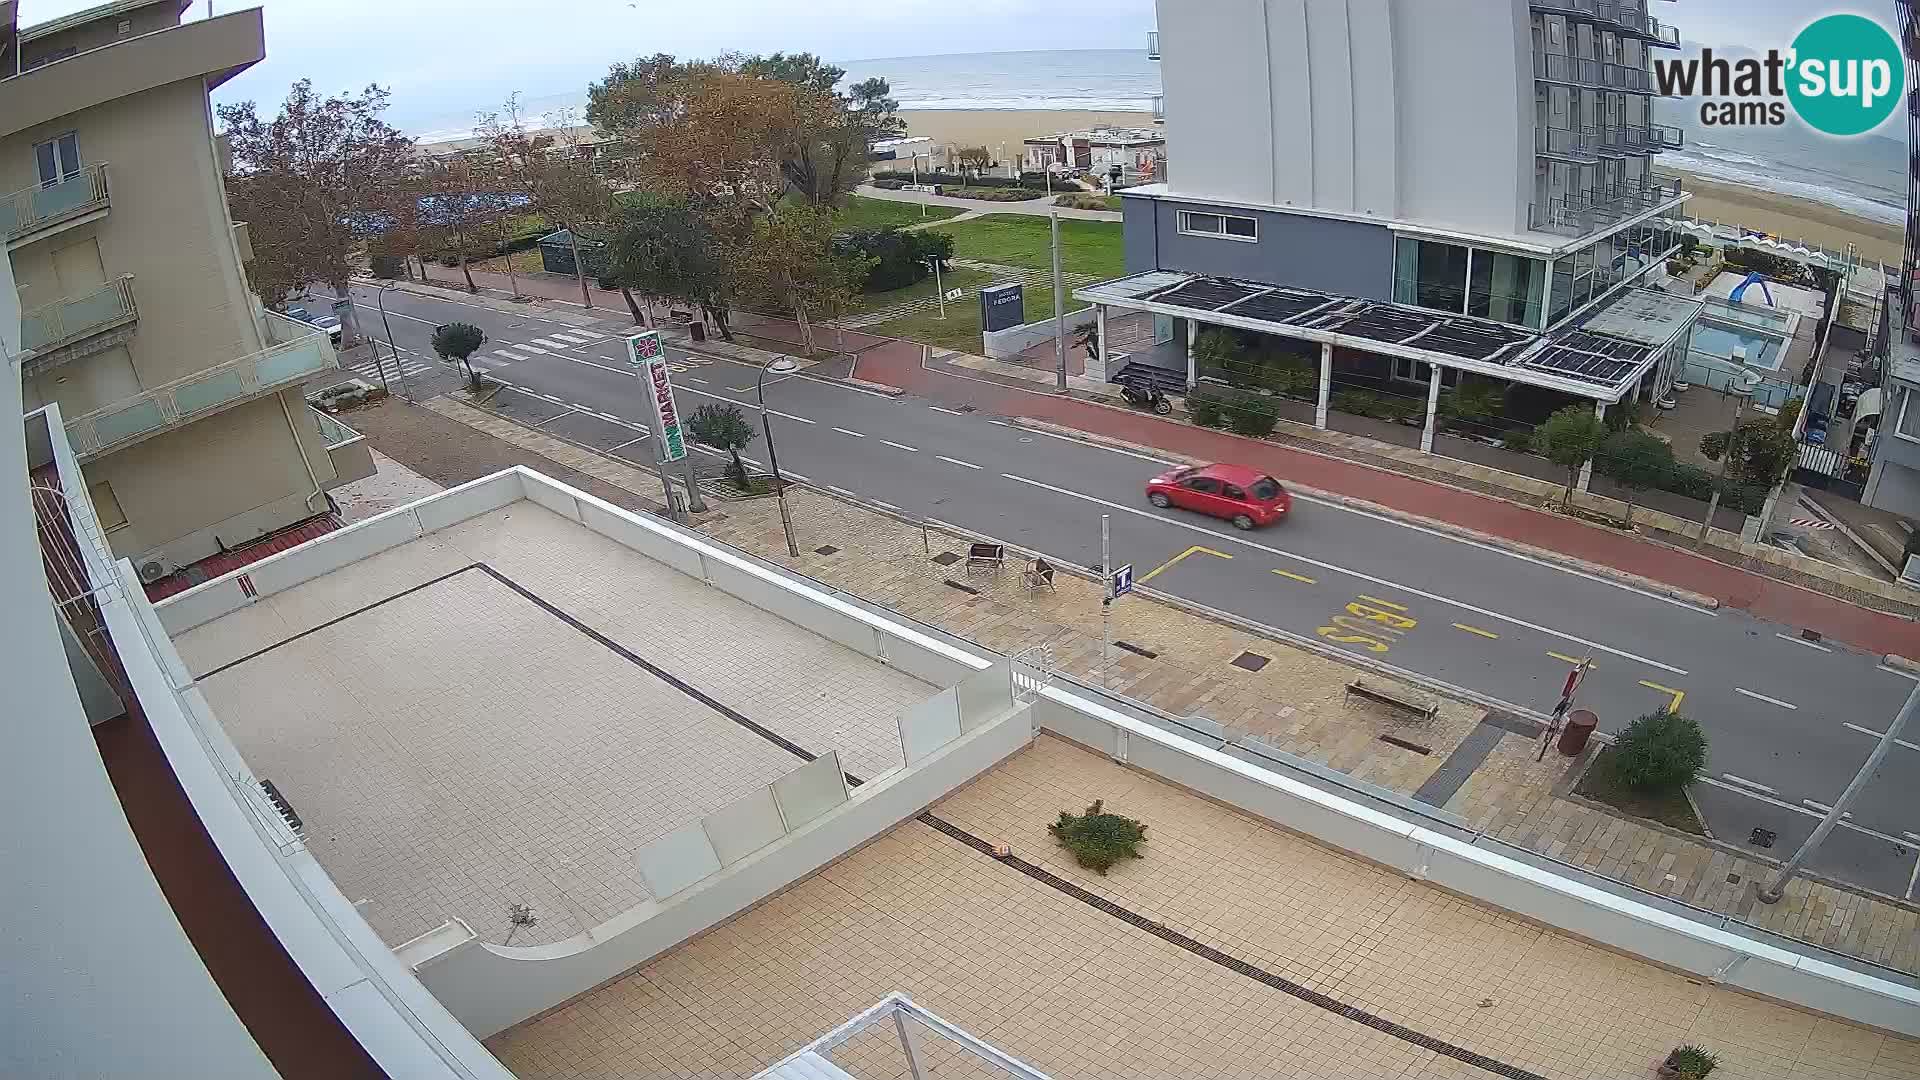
[
  {"left": 344, "top": 353, "right": 435, "bottom": 382},
  {"left": 342, "top": 325, "right": 625, "bottom": 383}
]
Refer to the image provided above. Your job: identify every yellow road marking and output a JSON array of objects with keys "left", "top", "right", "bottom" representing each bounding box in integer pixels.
[
  {"left": 1547, "top": 650, "right": 1593, "bottom": 666},
  {"left": 1138, "top": 544, "right": 1233, "bottom": 584},
  {"left": 1452, "top": 623, "right": 1500, "bottom": 640},
  {"left": 1639, "top": 680, "right": 1685, "bottom": 713},
  {"left": 1271, "top": 568, "right": 1317, "bottom": 584},
  {"left": 1357, "top": 594, "right": 1407, "bottom": 611}
]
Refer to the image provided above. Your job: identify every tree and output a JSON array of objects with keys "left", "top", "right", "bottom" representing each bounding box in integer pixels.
[
  {"left": 412, "top": 155, "right": 518, "bottom": 294},
  {"left": 954, "top": 146, "right": 993, "bottom": 178},
  {"left": 687, "top": 403, "right": 758, "bottom": 489},
  {"left": 734, "top": 52, "right": 906, "bottom": 206},
  {"left": 1536, "top": 403, "right": 1608, "bottom": 507},
  {"left": 733, "top": 203, "right": 871, "bottom": 354},
  {"left": 606, "top": 194, "right": 739, "bottom": 338},
  {"left": 1595, "top": 429, "right": 1675, "bottom": 527},
  {"left": 836, "top": 227, "right": 950, "bottom": 292},
  {"left": 478, "top": 95, "right": 613, "bottom": 309},
  {"left": 1608, "top": 709, "right": 1708, "bottom": 794},
  {"left": 432, "top": 322, "right": 486, "bottom": 386},
  {"left": 1701, "top": 417, "right": 1798, "bottom": 490},
  {"left": 218, "top": 80, "right": 416, "bottom": 342}
]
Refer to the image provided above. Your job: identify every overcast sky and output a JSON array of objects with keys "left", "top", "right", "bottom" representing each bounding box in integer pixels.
[{"left": 13, "top": 0, "right": 1905, "bottom": 133}]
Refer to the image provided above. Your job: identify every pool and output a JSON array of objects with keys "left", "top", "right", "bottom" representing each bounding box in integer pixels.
[{"left": 1690, "top": 319, "right": 1784, "bottom": 371}]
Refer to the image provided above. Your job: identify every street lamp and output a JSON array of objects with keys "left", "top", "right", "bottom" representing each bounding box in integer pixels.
[
  {"left": 927, "top": 256, "right": 947, "bottom": 320},
  {"left": 758, "top": 356, "right": 801, "bottom": 557},
  {"left": 374, "top": 282, "right": 402, "bottom": 398}
]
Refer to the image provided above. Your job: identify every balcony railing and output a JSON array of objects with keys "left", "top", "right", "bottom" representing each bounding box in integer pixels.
[
  {"left": 1530, "top": 177, "right": 1685, "bottom": 236},
  {"left": 1602, "top": 62, "right": 1654, "bottom": 93},
  {"left": 1151, "top": 94, "right": 1164, "bottom": 122},
  {"left": 64, "top": 324, "right": 339, "bottom": 461},
  {"left": 1530, "top": 0, "right": 1681, "bottom": 46},
  {"left": 1534, "top": 52, "right": 1606, "bottom": 87},
  {"left": 21, "top": 276, "right": 137, "bottom": 357},
  {"left": 1537, "top": 124, "right": 1602, "bottom": 162},
  {"left": 3, "top": 163, "right": 111, "bottom": 245},
  {"left": 1147, "top": 30, "right": 1159, "bottom": 59},
  {"left": 1650, "top": 122, "right": 1684, "bottom": 150}
]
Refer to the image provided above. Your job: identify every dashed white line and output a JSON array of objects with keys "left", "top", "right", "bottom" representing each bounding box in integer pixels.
[
  {"left": 530, "top": 337, "right": 569, "bottom": 349},
  {"left": 928, "top": 405, "right": 967, "bottom": 416},
  {"left": 1734, "top": 687, "right": 1798, "bottom": 710},
  {"left": 986, "top": 420, "right": 1010, "bottom": 426},
  {"left": 685, "top": 377, "right": 709, "bottom": 385},
  {"left": 1802, "top": 799, "right": 1847, "bottom": 816},
  {"left": 514, "top": 344, "right": 551, "bottom": 355},
  {"left": 552, "top": 332, "right": 594, "bottom": 343},
  {"left": 998, "top": 471, "right": 1689, "bottom": 676},
  {"left": 1775, "top": 632, "right": 1833, "bottom": 653},
  {"left": 833, "top": 427, "right": 866, "bottom": 438},
  {"left": 492, "top": 349, "right": 526, "bottom": 361},
  {"left": 881, "top": 440, "right": 919, "bottom": 452},
  {"left": 609, "top": 434, "right": 650, "bottom": 451},
  {"left": 1879, "top": 664, "right": 1919, "bottom": 681},
  {"left": 1698, "top": 777, "right": 1911, "bottom": 845},
  {"left": 594, "top": 411, "right": 624, "bottom": 422},
  {"left": 536, "top": 393, "right": 566, "bottom": 404},
  {"left": 1016, "top": 424, "right": 1179, "bottom": 466},
  {"left": 938, "top": 455, "right": 983, "bottom": 470},
  {"left": 1841, "top": 722, "right": 1920, "bottom": 752},
  {"left": 570, "top": 402, "right": 595, "bottom": 411},
  {"left": 1719, "top": 774, "right": 1778, "bottom": 796},
  {"left": 770, "top": 409, "right": 814, "bottom": 424}
]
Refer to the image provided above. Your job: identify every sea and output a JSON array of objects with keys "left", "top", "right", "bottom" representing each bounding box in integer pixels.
[{"left": 410, "top": 48, "right": 1907, "bottom": 226}]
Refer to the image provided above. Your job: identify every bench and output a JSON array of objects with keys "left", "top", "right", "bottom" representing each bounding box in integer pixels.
[
  {"left": 1344, "top": 679, "right": 1438, "bottom": 725},
  {"left": 965, "top": 542, "right": 1006, "bottom": 574},
  {"left": 1023, "top": 557, "right": 1057, "bottom": 592}
]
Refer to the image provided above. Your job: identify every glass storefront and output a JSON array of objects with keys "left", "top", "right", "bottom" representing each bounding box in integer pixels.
[
  {"left": 1396, "top": 239, "right": 1547, "bottom": 330},
  {"left": 1468, "top": 251, "right": 1546, "bottom": 327},
  {"left": 1393, "top": 238, "right": 1469, "bottom": 313}
]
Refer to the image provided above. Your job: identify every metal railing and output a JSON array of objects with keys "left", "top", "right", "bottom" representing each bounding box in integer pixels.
[
  {"left": 3, "top": 163, "right": 110, "bottom": 243},
  {"left": 64, "top": 326, "right": 338, "bottom": 460},
  {"left": 1531, "top": 177, "right": 1684, "bottom": 235},
  {"left": 1146, "top": 29, "right": 1159, "bottom": 59},
  {"left": 308, "top": 404, "right": 361, "bottom": 450},
  {"left": 1531, "top": 0, "right": 1680, "bottom": 45},
  {"left": 21, "top": 275, "right": 136, "bottom": 355},
  {"left": 1603, "top": 61, "right": 1655, "bottom": 93},
  {"left": 1650, "top": 121, "right": 1684, "bottom": 149},
  {"left": 1534, "top": 51, "right": 1606, "bottom": 87},
  {"left": 1151, "top": 94, "right": 1164, "bottom": 121},
  {"left": 1536, "top": 124, "right": 1601, "bottom": 162},
  {"left": 763, "top": 993, "right": 1055, "bottom": 1080}
]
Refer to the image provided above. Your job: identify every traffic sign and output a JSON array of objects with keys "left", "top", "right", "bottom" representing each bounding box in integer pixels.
[
  {"left": 626, "top": 331, "right": 686, "bottom": 463},
  {"left": 1110, "top": 563, "right": 1134, "bottom": 599}
]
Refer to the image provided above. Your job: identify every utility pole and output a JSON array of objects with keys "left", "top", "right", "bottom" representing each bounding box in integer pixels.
[
  {"left": 928, "top": 257, "right": 946, "bottom": 320},
  {"left": 1760, "top": 679, "right": 1917, "bottom": 903},
  {"left": 1100, "top": 514, "right": 1112, "bottom": 683},
  {"left": 1051, "top": 212, "right": 1068, "bottom": 391}
]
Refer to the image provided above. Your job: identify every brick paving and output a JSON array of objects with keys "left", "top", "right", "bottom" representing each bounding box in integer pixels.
[{"left": 351, "top": 393, "right": 1920, "bottom": 975}]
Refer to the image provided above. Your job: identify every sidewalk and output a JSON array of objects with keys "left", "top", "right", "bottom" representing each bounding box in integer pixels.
[
  {"left": 349, "top": 392, "right": 1920, "bottom": 976},
  {"left": 847, "top": 343, "right": 1920, "bottom": 658},
  {"left": 855, "top": 183, "right": 1122, "bottom": 221}
]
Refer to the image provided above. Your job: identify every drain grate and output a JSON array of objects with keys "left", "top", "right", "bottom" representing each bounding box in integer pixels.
[
  {"left": 1231, "top": 651, "right": 1270, "bottom": 672},
  {"left": 814, "top": 545, "right": 840, "bottom": 556},
  {"left": 943, "top": 579, "right": 981, "bottom": 595},
  {"left": 1378, "top": 734, "right": 1432, "bottom": 755},
  {"left": 1113, "top": 640, "right": 1158, "bottom": 659},
  {"left": 931, "top": 551, "right": 961, "bottom": 566}
]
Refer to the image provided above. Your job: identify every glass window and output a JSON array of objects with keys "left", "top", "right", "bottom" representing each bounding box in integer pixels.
[
  {"left": 1902, "top": 389, "right": 1920, "bottom": 440},
  {"left": 1224, "top": 216, "right": 1256, "bottom": 239},
  {"left": 1178, "top": 210, "right": 1256, "bottom": 242},
  {"left": 34, "top": 132, "right": 81, "bottom": 186},
  {"left": 1392, "top": 238, "right": 1469, "bottom": 313},
  {"left": 1250, "top": 478, "right": 1281, "bottom": 500},
  {"left": 1468, "top": 250, "right": 1546, "bottom": 327},
  {"left": 1184, "top": 476, "right": 1222, "bottom": 494},
  {"left": 1549, "top": 257, "right": 1573, "bottom": 325},
  {"left": 1221, "top": 484, "right": 1247, "bottom": 500}
]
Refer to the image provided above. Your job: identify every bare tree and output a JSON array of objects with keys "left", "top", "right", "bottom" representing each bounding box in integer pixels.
[{"left": 478, "top": 95, "right": 613, "bottom": 308}]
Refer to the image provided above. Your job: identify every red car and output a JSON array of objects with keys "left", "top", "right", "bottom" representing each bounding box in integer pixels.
[{"left": 1146, "top": 463, "right": 1291, "bottom": 529}]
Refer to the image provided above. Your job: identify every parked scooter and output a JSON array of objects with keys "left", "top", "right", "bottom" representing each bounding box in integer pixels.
[{"left": 1120, "top": 381, "right": 1173, "bottom": 415}]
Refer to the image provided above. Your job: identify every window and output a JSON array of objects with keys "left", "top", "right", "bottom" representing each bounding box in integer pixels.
[
  {"left": 1178, "top": 210, "right": 1257, "bottom": 242},
  {"left": 34, "top": 133, "right": 81, "bottom": 187},
  {"left": 1249, "top": 478, "right": 1281, "bottom": 501},
  {"left": 1548, "top": 257, "right": 1573, "bottom": 325},
  {"left": 1468, "top": 251, "right": 1546, "bottom": 327},
  {"left": 87, "top": 481, "right": 127, "bottom": 531},
  {"left": 1393, "top": 357, "right": 1460, "bottom": 388},
  {"left": 1183, "top": 476, "right": 1222, "bottom": 494},
  {"left": 1901, "top": 388, "right": 1920, "bottom": 441},
  {"left": 1393, "top": 238, "right": 1469, "bottom": 313},
  {"left": 1221, "top": 484, "right": 1247, "bottom": 500}
]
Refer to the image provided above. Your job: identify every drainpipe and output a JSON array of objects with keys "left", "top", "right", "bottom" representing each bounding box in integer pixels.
[{"left": 277, "top": 391, "right": 329, "bottom": 514}]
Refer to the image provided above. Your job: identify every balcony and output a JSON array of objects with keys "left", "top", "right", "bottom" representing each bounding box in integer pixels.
[
  {"left": 1530, "top": 0, "right": 1681, "bottom": 47},
  {"left": 3, "top": 163, "right": 110, "bottom": 248},
  {"left": 309, "top": 405, "right": 376, "bottom": 488},
  {"left": 1650, "top": 122, "right": 1684, "bottom": 150},
  {"left": 1534, "top": 51, "right": 1606, "bottom": 88},
  {"left": 1537, "top": 124, "right": 1602, "bottom": 163},
  {"left": 20, "top": 276, "right": 138, "bottom": 371},
  {"left": 63, "top": 314, "right": 339, "bottom": 461},
  {"left": 1602, "top": 62, "right": 1655, "bottom": 93},
  {"left": 1530, "top": 177, "right": 1685, "bottom": 237},
  {"left": 1147, "top": 30, "right": 1159, "bottom": 59},
  {"left": 1151, "top": 94, "right": 1164, "bottom": 123}
]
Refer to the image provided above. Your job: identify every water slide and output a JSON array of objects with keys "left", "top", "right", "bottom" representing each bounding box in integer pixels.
[{"left": 1729, "top": 272, "right": 1775, "bottom": 307}]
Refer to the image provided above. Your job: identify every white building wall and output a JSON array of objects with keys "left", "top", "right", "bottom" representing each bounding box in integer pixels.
[{"left": 1157, "top": 0, "right": 1534, "bottom": 236}]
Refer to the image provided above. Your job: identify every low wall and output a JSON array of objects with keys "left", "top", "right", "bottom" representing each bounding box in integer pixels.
[
  {"left": 401, "top": 702, "right": 1034, "bottom": 1038},
  {"left": 1031, "top": 685, "right": 1920, "bottom": 1039},
  {"left": 982, "top": 308, "right": 1096, "bottom": 360}
]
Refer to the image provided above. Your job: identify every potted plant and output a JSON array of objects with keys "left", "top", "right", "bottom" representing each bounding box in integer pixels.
[{"left": 1658, "top": 1044, "right": 1719, "bottom": 1078}]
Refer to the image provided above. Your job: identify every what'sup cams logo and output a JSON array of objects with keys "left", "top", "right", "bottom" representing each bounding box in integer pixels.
[{"left": 1652, "top": 13, "right": 1907, "bottom": 136}]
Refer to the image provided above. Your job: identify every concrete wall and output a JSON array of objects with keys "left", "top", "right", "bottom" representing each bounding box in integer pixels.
[
  {"left": 1131, "top": 195, "right": 1395, "bottom": 299},
  {"left": 1154, "top": 0, "right": 1533, "bottom": 238},
  {"left": 1032, "top": 685, "right": 1920, "bottom": 1039},
  {"left": 19, "top": 0, "right": 184, "bottom": 70},
  {"left": 981, "top": 307, "right": 1097, "bottom": 360}
]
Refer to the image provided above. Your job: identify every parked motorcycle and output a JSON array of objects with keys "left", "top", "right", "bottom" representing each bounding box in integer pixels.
[{"left": 1120, "top": 381, "right": 1173, "bottom": 415}]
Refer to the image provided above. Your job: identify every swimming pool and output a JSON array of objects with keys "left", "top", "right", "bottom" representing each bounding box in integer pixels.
[{"left": 1690, "top": 319, "right": 1784, "bottom": 371}]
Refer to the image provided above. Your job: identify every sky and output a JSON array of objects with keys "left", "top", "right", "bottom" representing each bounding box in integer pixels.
[{"left": 12, "top": 0, "right": 1908, "bottom": 134}]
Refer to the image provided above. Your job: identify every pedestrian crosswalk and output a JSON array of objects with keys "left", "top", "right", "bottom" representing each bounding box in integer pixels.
[
  {"left": 344, "top": 354, "right": 435, "bottom": 382},
  {"left": 339, "top": 325, "right": 618, "bottom": 384}
]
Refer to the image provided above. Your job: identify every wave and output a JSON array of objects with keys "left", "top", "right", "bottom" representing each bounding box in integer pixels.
[
  {"left": 1662, "top": 151, "right": 1904, "bottom": 226},
  {"left": 1689, "top": 147, "right": 1766, "bottom": 167}
]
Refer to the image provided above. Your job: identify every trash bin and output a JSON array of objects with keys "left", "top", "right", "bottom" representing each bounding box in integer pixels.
[
  {"left": 1557, "top": 709, "right": 1598, "bottom": 756},
  {"left": 690, "top": 321, "right": 706, "bottom": 343}
]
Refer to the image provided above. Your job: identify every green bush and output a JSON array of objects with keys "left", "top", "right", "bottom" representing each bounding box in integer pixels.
[
  {"left": 1501, "top": 428, "right": 1536, "bottom": 454},
  {"left": 1331, "top": 388, "right": 1384, "bottom": 418},
  {"left": 1049, "top": 799, "right": 1146, "bottom": 874},
  {"left": 1186, "top": 384, "right": 1229, "bottom": 428},
  {"left": 1224, "top": 391, "right": 1279, "bottom": 438},
  {"left": 1608, "top": 709, "right": 1708, "bottom": 794},
  {"left": 1667, "top": 1044, "right": 1720, "bottom": 1079}
]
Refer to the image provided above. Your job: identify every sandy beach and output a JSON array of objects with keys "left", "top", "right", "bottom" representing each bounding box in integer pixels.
[{"left": 900, "top": 109, "right": 1158, "bottom": 154}]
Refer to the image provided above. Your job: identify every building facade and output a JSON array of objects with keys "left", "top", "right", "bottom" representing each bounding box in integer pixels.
[
  {"left": 1867, "top": 0, "right": 1920, "bottom": 528},
  {"left": 1132, "top": 0, "right": 1687, "bottom": 336},
  {"left": 3, "top": 0, "right": 346, "bottom": 584}
]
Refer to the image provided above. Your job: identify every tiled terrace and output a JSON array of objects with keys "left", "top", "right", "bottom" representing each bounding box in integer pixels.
[
  {"left": 490, "top": 736, "right": 1920, "bottom": 1080},
  {"left": 171, "top": 503, "right": 931, "bottom": 947}
]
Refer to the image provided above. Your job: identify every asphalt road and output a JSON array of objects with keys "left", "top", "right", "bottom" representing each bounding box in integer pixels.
[{"left": 350, "top": 284, "right": 1920, "bottom": 902}]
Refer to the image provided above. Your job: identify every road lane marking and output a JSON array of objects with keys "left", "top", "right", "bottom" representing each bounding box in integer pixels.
[
  {"left": 1720, "top": 774, "right": 1778, "bottom": 795},
  {"left": 570, "top": 402, "right": 594, "bottom": 410},
  {"left": 513, "top": 344, "right": 551, "bottom": 354},
  {"left": 929, "top": 406, "right": 966, "bottom": 416},
  {"left": 987, "top": 419, "right": 1010, "bottom": 426},
  {"left": 1546, "top": 651, "right": 1593, "bottom": 666},
  {"left": 552, "top": 331, "right": 595, "bottom": 343},
  {"left": 1015, "top": 424, "right": 1181, "bottom": 466},
  {"left": 882, "top": 440, "right": 919, "bottom": 452},
  {"left": 1638, "top": 680, "right": 1685, "bottom": 712},
  {"left": 833, "top": 427, "right": 866, "bottom": 438},
  {"left": 685, "top": 377, "right": 708, "bottom": 384},
  {"left": 609, "top": 434, "right": 650, "bottom": 451},
  {"left": 1879, "top": 664, "right": 1919, "bottom": 680},
  {"left": 1908, "top": 852, "right": 1920, "bottom": 901},
  {"left": 769, "top": 409, "right": 814, "bottom": 424},
  {"left": 1357, "top": 595, "right": 1407, "bottom": 611},
  {"left": 998, "top": 471, "right": 1689, "bottom": 676},
  {"left": 492, "top": 349, "right": 525, "bottom": 361},
  {"left": 1775, "top": 632, "right": 1833, "bottom": 653},
  {"left": 728, "top": 385, "right": 754, "bottom": 392},
  {"left": 1734, "top": 687, "right": 1797, "bottom": 710},
  {"left": 1841, "top": 722, "right": 1920, "bottom": 751},
  {"left": 349, "top": 304, "right": 439, "bottom": 325},
  {"left": 1139, "top": 545, "right": 1233, "bottom": 585},
  {"left": 530, "top": 337, "right": 569, "bottom": 349},
  {"left": 1453, "top": 623, "right": 1499, "bottom": 640},
  {"left": 939, "top": 455, "right": 982, "bottom": 470},
  {"left": 1699, "top": 778, "right": 1911, "bottom": 845},
  {"left": 1271, "top": 569, "right": 1317, "bottom": 584},
  {"left": 1803, "top": 799, "right": 1847, "bottom": 815}
]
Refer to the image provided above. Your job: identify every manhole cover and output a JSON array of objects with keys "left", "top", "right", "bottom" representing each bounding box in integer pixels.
[
  {"left": 814, "top": 545, "right": 840, "bottom": 556},
  {"left": 931, "top": 551, "right": 960, "bottom": 566},
  {"left": 1232, "top": 651, "right": 1270, "bottom": 672},
  {"left": 1726, "top": 873, "right": 1742, "bottom": 885},
  {"left": 1749, "top": 828, "right": 1776, "bottom": 849}
]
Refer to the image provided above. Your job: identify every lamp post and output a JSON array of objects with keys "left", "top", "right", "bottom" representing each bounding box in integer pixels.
[
  {"left": 374, "top": 282, "right": 402, "bottom": 399},
  {"left": 927, "top": 257, "right": 946, "bottom": 320},
  {"left": 759, "top": 356, "right": 801, "bottom": 558}
]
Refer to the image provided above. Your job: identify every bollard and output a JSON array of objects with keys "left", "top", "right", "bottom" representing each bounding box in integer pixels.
[{"left": 1557, "top": 709, "right": 1599, "bottom": 756}]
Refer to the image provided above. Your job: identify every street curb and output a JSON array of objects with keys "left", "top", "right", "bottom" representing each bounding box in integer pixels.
[
  {"left": 844, "top": 377, "right": 906, "bottom": 397},
  {"left": 1884, "top": 654, "right": 1920, "bottom": 675},
  {"left": 1013, "top": 419, "right": 1724, "bottom": 612}
]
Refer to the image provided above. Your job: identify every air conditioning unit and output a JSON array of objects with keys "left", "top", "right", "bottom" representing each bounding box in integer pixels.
[{"left": 137, "top": 559, "right": 168, "bottom": 584}]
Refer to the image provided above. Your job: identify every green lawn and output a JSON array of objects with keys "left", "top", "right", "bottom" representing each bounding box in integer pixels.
[
  {"left": 935, "top": 214, "right": 1126, "bottom": 280},
  {"left": 835, "top": 194, "right": 960, "bottom": 231},
  {"left": 846, "top": 267, "right": 992, "bottom": 317},
  {"left": 865, "top": 272, "right": 1088, "bottom": 354}
]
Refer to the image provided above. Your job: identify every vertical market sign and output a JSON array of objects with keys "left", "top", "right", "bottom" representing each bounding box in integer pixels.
[{"left": 626, "top": 331, "right": 687, "bottom": 462}]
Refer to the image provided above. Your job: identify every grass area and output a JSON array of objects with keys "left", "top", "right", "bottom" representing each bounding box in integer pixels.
[
  {"left": 1573, "top": 746, "right": 1706, "bottom": 835},
  {"left": 845, "top": 267, "right": 991, "bottom": 317},
  {"left": 936, "top": 214, "right": 1126, "bottom": 280},
  {"left": 470, "top": 250, "right": 544, "bottom": 275},
  {"left": 865, "top": 271, "right": 1089, "bottom": 354},
  {"left": 835, "top": 194, "right": 960, "bottom": 231}
]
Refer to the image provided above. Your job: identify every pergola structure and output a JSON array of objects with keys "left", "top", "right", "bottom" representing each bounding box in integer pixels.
[{"left": 1077, "top": 271, "right": 1702, "bottom": 476}]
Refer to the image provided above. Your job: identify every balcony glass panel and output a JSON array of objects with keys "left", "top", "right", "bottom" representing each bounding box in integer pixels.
[
  {"left": 1469, "top": 252, "right": 1548, "bottom": 327},
  {"left": 1393, "top": 238, "right": 1470, "bottom": 313},
  {"left": 93, "top": 401, "right": 167, "bottom": 445},
  {"left": 256, "top": 337, "right": 333, "bottom": 383},
  {"left": 175, "top": 370, "right": 249, "bottom": 416}
]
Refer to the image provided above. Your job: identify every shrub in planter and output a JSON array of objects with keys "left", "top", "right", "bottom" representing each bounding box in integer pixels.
[
  {"left": 1608, "top": 709, "right": 1708, "bottom": 794},
  {"left": 1225, "top": 392, "right": 1279, "bottom": 438},
  {"left": 1501, "top": 428, "right": 1536, "bottom": 454},
  {"left": 1186, "top": 384, "right": 1229, "bottom": 428},
  {"left": 1660, "top": 1044, "right": 1719, "bottom": 1079},
  {"left": 1049, "top": 799, "right": 1146, "bottom": 874}
]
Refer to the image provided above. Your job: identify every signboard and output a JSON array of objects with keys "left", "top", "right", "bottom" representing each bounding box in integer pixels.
[
  {"left": 979, "top": 283, "right": 1026, "bottom": 332},
  {"left": 626, "top": 331, "right": 686, "bottom": 462},
  {"left": 1110, "top": 563, "right": 1134, "bottom": 600}
]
